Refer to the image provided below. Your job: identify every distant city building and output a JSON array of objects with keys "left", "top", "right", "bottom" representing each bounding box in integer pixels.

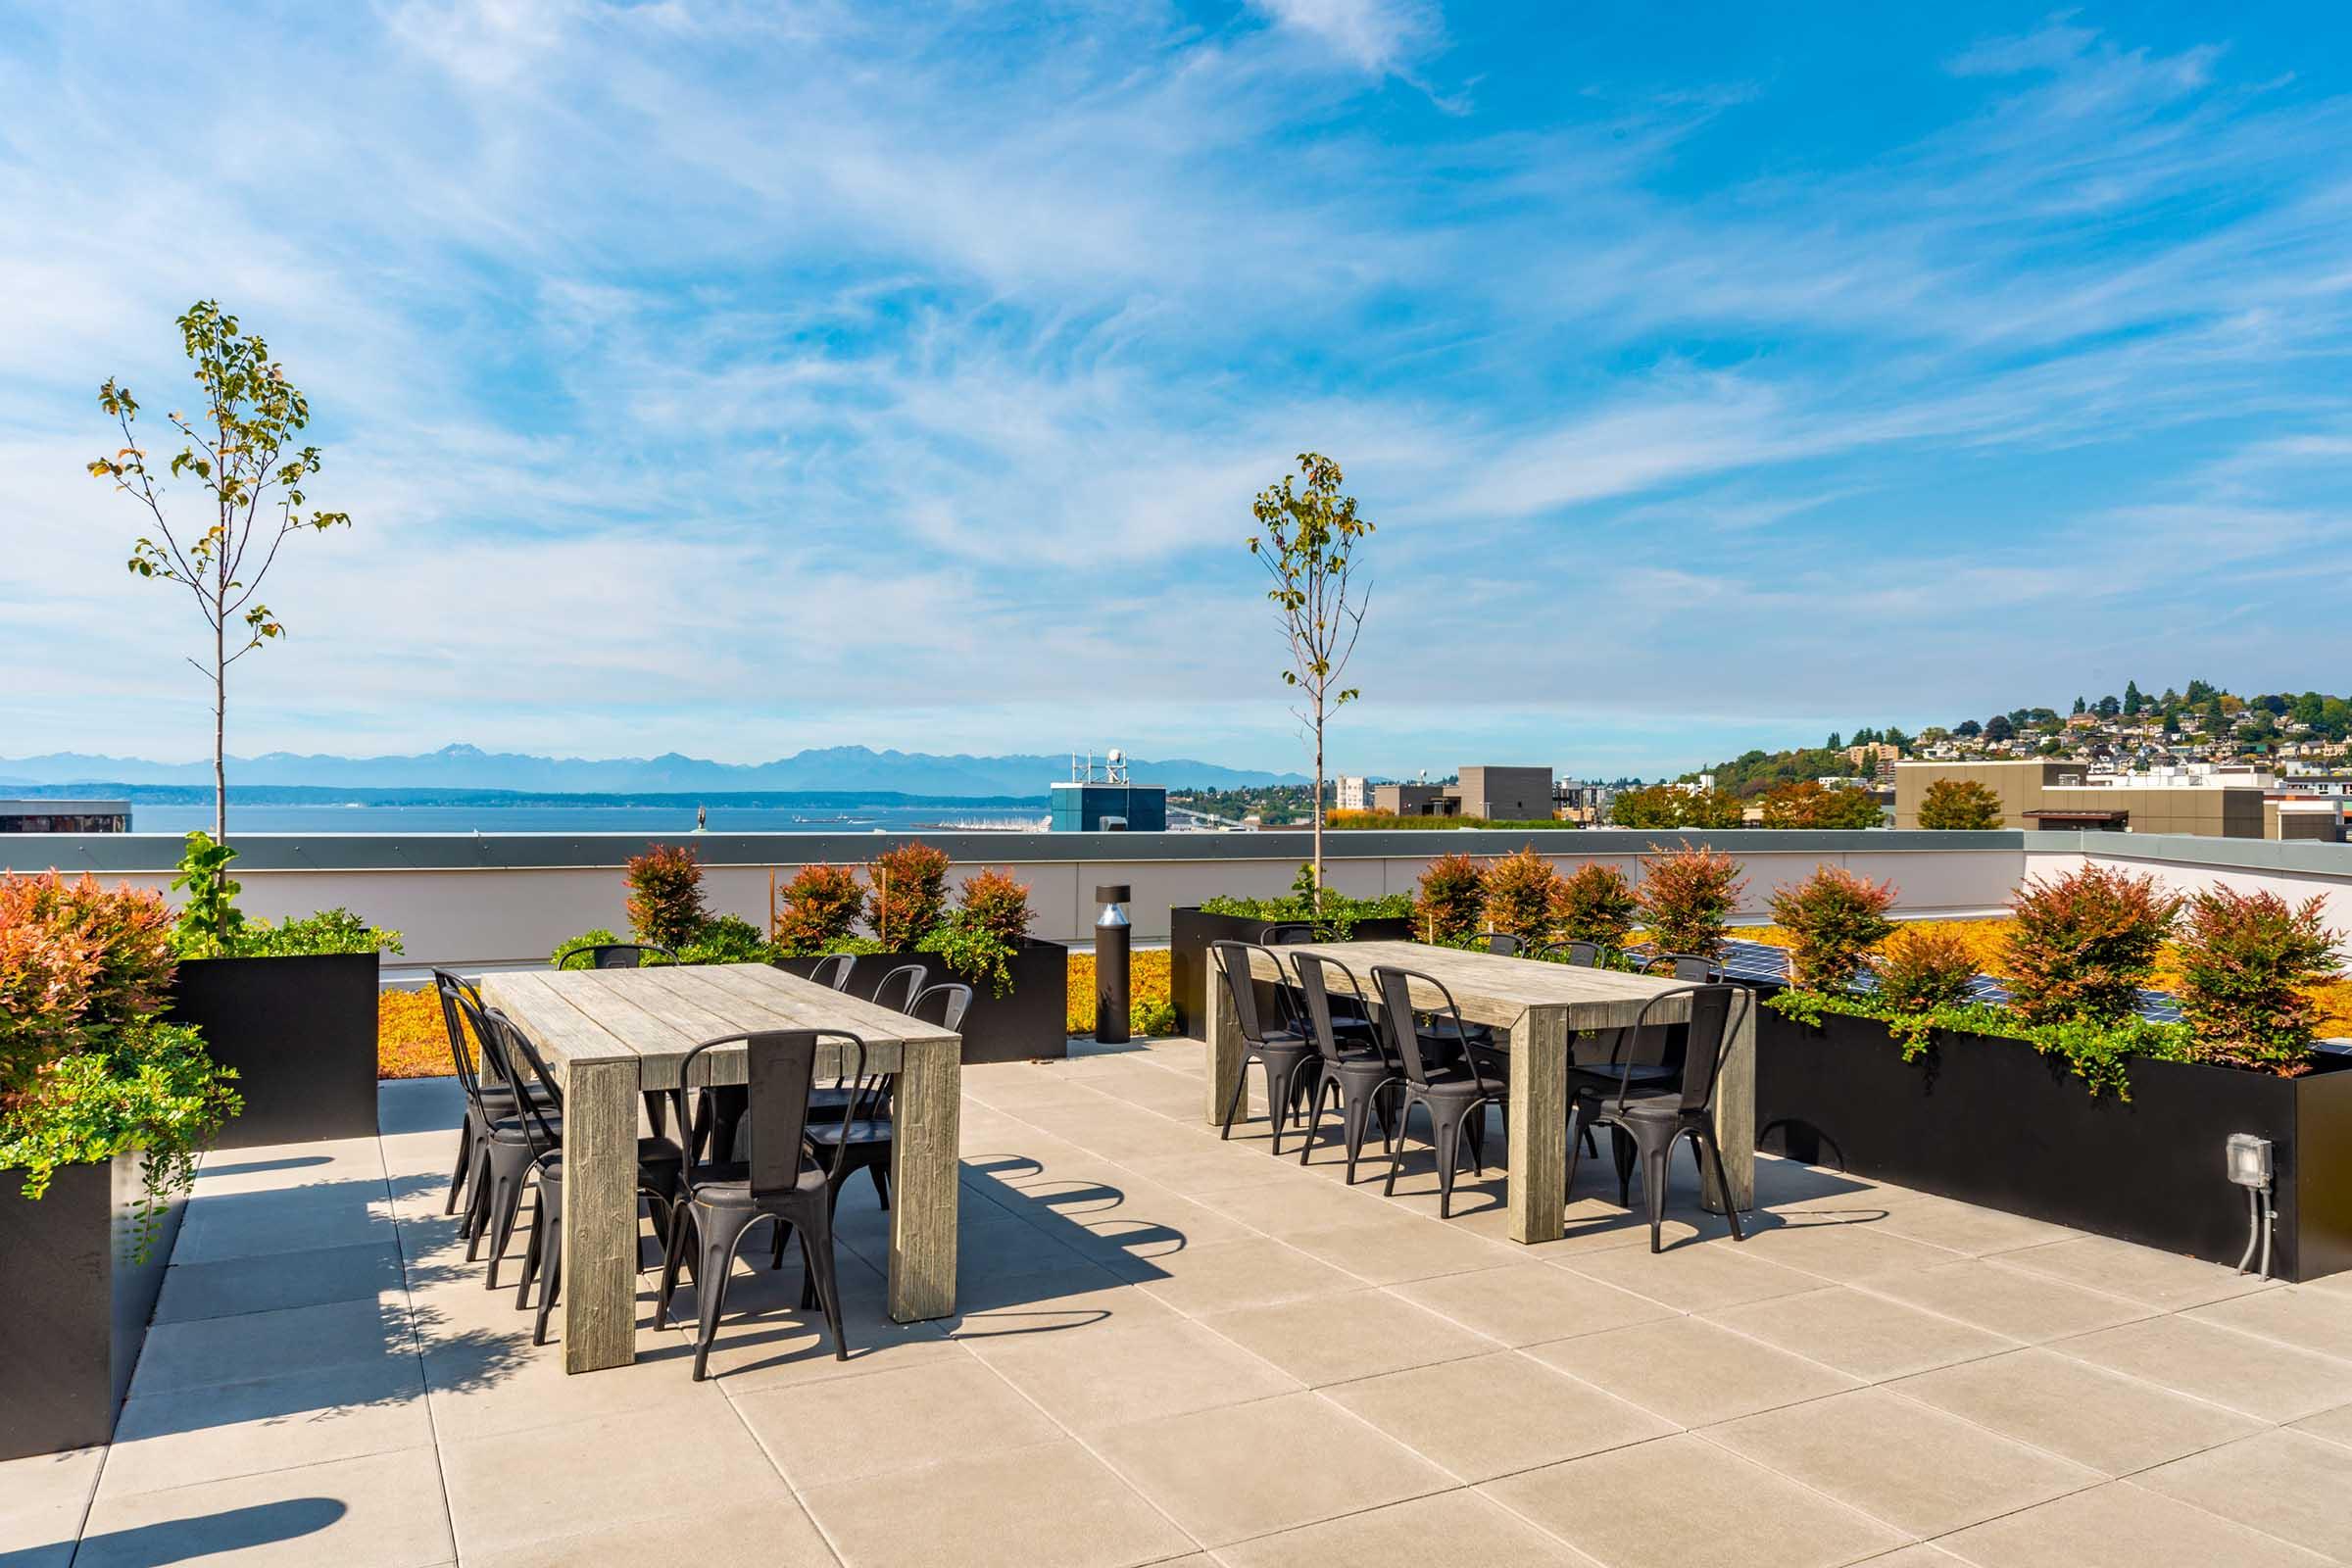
[
  {"left": 1553, "top": 779, "right": 1617, "bottom": 824},
  {"left": 1335, "top": 775, "right": 1371, "bottom": 811},
  {"left": 0, "top": 799, "right": 131, "bottom": 833},
  {"left": 1372, "top": 782, "right": 1453, "bottom": 816},
  {"left": 1893, "top": 760, "right": 2274, "bottom": 838},
  {"left": 1049, "top": 751, "right": 1166, "bottom": 832}
]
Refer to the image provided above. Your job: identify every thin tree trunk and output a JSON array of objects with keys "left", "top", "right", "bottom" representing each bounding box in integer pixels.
[
  {"left": 1312, "top": 689, "right": 1325, "bottom": 914},
  {"left": 213, "top": 598, "right": 226, "bottom": 849}
]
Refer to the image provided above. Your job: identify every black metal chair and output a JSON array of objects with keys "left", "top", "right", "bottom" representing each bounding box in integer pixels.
[
  {"left": 1543, "top": 940, "right": 1610, "bottom": 968},
  {"left": 1258, "top": 922, "right": 1319, "bottom": 945},
  {"left": 1290, "top": 952, "right": 1401, "bottom": 1184},
  {"left": 1210, "top": 940, "right": 1318, "bottom": 1152},
  {"left": 658, "top": 1029, "right": 863, "bottom": 1380},
  {"left": 1479, "top": 931, "right": 1524, "bottom": 957},
  {"left": 1565, "top": 984, "right": 1748, "bottom": 1253},
  {"left": 1372, "top": 965, "right": 1506, "bottom": 1218},
  {"left": 868, "top": 962, "right": 927, "bottom": 1014},
  {"left": 808, "top": 954, "right": 857, "bottom": 991},
  {"left": 800, "top": 981, "right": 971, "bottom": 1220},
  {"left": 495, "top": 1009, "right": 685, "bottom": 1345},
  {"left": 1642, "top": 952, "right": 1724, "bottom": 982},
  {"left": 432, "top": 969, "right": 552, "bottom": 1226}
]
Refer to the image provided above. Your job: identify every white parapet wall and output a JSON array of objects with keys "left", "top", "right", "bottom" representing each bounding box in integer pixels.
[
  {"left": 14, "top": 826, "right": 2350, "bottom": 972},
  {"left": 0, "top": 826, "right": 2058, "bottom": 971}
]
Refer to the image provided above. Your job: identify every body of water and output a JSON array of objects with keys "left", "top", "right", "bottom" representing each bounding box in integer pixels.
[{"left": 127, "top": 803, "right": 1051, "bottom": 835}]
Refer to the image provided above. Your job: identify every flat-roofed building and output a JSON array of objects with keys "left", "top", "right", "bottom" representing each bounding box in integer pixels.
[
  {"left": 1372, "top": 782, "right": 1453, "bottom": 815},
  {"left": 1447, "top": 765, "right": 1553, "bottom": 820},
  {"left": 1893, "top": 760, "right": 2268, "bottom": 837},
  {"left": 0, "top": 799, "right": 131, "bottom": 833}
]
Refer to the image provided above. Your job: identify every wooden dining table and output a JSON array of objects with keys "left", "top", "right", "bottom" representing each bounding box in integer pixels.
[
  {"left": 480, "top": 962, "right": 961, "bottom": 1374},
  {"left": 1202, "top": 940, "right": 1754, "bottom": 1244}
]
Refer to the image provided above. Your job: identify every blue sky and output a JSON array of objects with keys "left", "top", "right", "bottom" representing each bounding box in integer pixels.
[{"left": 4, "top": 1, "right": 2349, "bottom": 780}]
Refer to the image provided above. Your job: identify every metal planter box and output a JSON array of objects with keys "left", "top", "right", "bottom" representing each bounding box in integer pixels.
[
  {"left": 170, "top": 953, "right": 382, "bottom": 1149},
  {"left": 1168, "top": 907, "right": 1416, "bottom": 1038},
  {"left": 0, "top": 1154, "right": 185, "bottom": 1459},
  {"left": 1756, "top": 1006, "right": 2352, "bottom": 1282},
  {"left": 776, "top": 939, "right": 1068, "bottom": 1064}
]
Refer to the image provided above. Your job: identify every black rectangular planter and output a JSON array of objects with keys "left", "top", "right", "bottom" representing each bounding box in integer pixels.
[
  {"left": 776, "top": 939, "right": 1068, "bottom": 1064},
  {"left": 0, "top": 1154, "right": 185, "bottom": 1459},
  {"left": 1756, "top": 1007, "right": 2352, "bottom": 1281},
  {"left": 1168, "top": 907, "right": 1416, "bottom": 1038},
  {"left": 169, "top": 953, "right": 381, "bottom": 1149}
]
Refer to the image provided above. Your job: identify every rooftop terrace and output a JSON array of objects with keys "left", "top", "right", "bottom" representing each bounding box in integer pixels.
[{"left": 11, "top": 1044, "right": 2352, "bottom": 1568}]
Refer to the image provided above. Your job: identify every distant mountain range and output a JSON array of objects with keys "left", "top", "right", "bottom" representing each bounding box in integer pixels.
[{"left": 0, "top": 743, "right": 1310, "bottom": 798}]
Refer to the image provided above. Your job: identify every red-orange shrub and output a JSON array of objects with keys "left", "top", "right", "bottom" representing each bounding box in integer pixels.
[
  {"left": 2002, "top": 865, "right": 2180, "bottom": 1027},
  {"left": 770, "top": 863, "right": 865, "bottom": 956},
  {"left": 868, "top": 842, "right": 952, "bottom": 946},
  {"left": 1637, "top": 844, "right": 1746, "bottom": 957},
  {"left": 1414, "top": 854, "right": 1486, "bottom": 943}
]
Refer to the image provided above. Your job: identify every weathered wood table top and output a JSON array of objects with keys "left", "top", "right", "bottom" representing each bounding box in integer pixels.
[
  {"left": 1200, "top": 938, "right": 1753, "bottom": 1243},
  {"left": 482, "top": 962, "right": 961, "bottom": 1373}
]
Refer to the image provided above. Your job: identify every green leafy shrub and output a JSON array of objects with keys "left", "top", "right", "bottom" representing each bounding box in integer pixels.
[
  {"left": 167, "top": 832, "right": 399, "bottom": 958},
  {"left": 2172, "top": 888, "right": 2342, "bottom": 1074},
  {"left": 0, "top": 872, "right": 238, "bottom": 1251},
  {"left": 1555, "top": 862, "right": 1637, "bottom": 951},
  {"left": 675, "top": 914, "right": 774, "bottom": 965},
  {"left": 1413, "top": 854, "right": 1486, "bottom": 944},
  {"left": 868, "top": 842, "right": 952, "bottom": 947},
  {"left": 1637, "top": 844, "right": 1745, "bottom": 957},
  {"left": 1200, "top": 862, "right": 1411, "bottom": 938},
  {"left": 625, "top": 844, "right": 708, "bottom": 951},
  {"left": 1917, "top": 778, "right": 2003, "bottom": 830},
  {"left": 918, "top": 868, "right": 1036, "bottom": 996},
  {"left": 1768, "top": 864, "right": 1895, "bottom": 992},
  {"left": 1767, "top": 986, "right": 2192, "bottom": 1098},
  {"left": 236, "top": 907, "right": 403, "bottom": 957},
  {"left": 1482, "top": 847, "right": 1565, "bottom": 948},
  {"left": 2003, "top": 864, "right": 2180, "bottom": 1028},
  {"left": 169, "top": 831, "right": 246, "bottom": 956},
  {"left": 1759, "top": 780, "right": 1884, "bottom": 829},
  {"left": 1874, "top": 924, "right": 1980, "bottom": 1013},
  {"left": 551, "top": 928, "right": 625, "bottom": 967},
  {"left": 770, "top": 863, "right": 866, "bottom": 956}
]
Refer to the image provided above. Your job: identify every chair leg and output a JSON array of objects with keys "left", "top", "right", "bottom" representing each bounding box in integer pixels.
[
  {"left": 798, "top": 1206, "right": 850, "bottom": 1360},
  {"left": 691, "top": 1207, "right": 759, "bottom": 1382},
  {"left": 1640, "top": 1131, "right": 1674, "bottom": 1253},
  {"left": 484, "top": 1161, "right": 528, "bottom": 1289},
  {"left": 1342, "top": 1084, "right": 1376, "bottom": 1184},
  {"left": 445, "top": 1119, "right": 472, "bottom": 1215},
  {"left": 1564, "top": 1102, "right": 1589, "bottom": 1200},
  {"left": 515, "top": 1182, "right": 543, "bottom": 1308},
  {"left": 1299, "top": 1075, "right": 1333, "bottom": 1165},
  {"left": 533, "top": 1216, "right": 564, "bottom": 1345},
  {"left": 1218, "top": 1053, "right": 1251, "bottom": 1140},
  {"left": 1466, "top": 1104, "right": 1488, "bottom": 1176},
  {"left": 461, "top": 1141, "right": 493, "bottom": 1245},
  {"left": 1262, "top": 1057, "right": 1293, "bottom": 1155},
  {"left": 1384, "top": 1090, "right": 1416, "bottom": 1198},
  {"left": 1436, "top": 1104, "right": 1465, "bottom": 1219},
  {"left": 1610, "top": 1125, "right": 1638, "bottom": 1209},
  {"left": 657, "top": 1200, "right": 694, "bottom": 1323},
  {"left": 869, "top": 1160, "right": 891, "bottom": 1210},
  {"left": 1693, "top": 1127, "right": 1745, "bottom": 1243}
]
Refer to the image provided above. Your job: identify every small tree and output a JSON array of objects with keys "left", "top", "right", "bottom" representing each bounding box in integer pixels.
[
  {"left": 1760, "top": 780, "right": 1883, "bottom": 829},
  {"left": 1556, "top": 862, "right": 1638, "bottom": 950},
  {"left": 769, "top": 863, "right": 865, "bottom": 956},
  {"left": 920, "top": 868, "right": 1036, "bottom": 997},
  {"left": 1249, "top": 453, "right": 1372, "bottom": 910},
  {"left": 1608, "top": 786, "right": 1688, "bottom": 828},
  {"left": 88, "top": 302, "right": 351, "bottom": 855},
  {"left": 2172, "top": 889, "right": 2341, "bottom": 1074},
  {"left": 1637, "top": 844, "right": 1746, "bottom": 957},
  {"left": 1482, "top": 848, "right": 1565, "bottom": 948},
  {"left": 868, "top": 842, "right": 952, "bottom": 947},
  {"left": 1768, "top": 864, "right": 1896, "bottom": 991},
  {"left": 1414, "top": 853, "right": 1486, "bottom": 944},
  {"left": 625, "top": 845, "right": 708, "bottom": 951},
  {"left": 1875, "top": 924, "right": 1982, "bottom": 1013},
  {"left": 2002, "top": 865, "right": 2180, "bottom": 1028},
  {"left": 1918, "top": 778, "right": 2003, "bottom": 830}
]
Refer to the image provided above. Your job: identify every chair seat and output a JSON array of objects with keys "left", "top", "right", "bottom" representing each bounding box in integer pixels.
[
  {"left": 1250, "top": 1030, "right": 1313, "bottom": 1054},
  {"left": 685, "top": 1163, "right": 831, "bottom": 1204},
  {"left": 1572, "top": 1086, "right": 1686, "bottom": 1122},
  {"left": 1566, "top": 1065, "right": 1679, "bottom": 1097},
  {"left": 486, "top": 1112, "right": 562, "bottom": 1144},
  {"left": 805, "top": 1117, "right": 892, "bottom": 1149},
  {"left": 1327, "top": 1053, "right": 1399, "bottom": 1084},
  {"left": 1411, "top": 1069, "right": 1500, "bottom": 1103},
  {"left": 531, "top": 1137, "right": 686, "bottom": 1184}
]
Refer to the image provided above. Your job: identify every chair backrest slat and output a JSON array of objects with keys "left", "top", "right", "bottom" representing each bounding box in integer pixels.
[
  {"left": 1210, "top": 940, "right": 1280, "bottom": 1045},
  {"left": 560, "top": 943, "right": 674, "bottom": 970},
  {"left": 909, "top": 981, "right": 973, "bottom": 1034},
  {"left": 809, "top": 954, "right": 857, "bottom": 992},
  {"left": 870, "top": 963, "right": 928, "bottom": 1014}
]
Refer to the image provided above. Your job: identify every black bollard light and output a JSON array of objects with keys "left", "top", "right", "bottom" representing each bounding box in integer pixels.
[{"left": 1094, "top": 883, "right": 1132, "bottom": 1043}]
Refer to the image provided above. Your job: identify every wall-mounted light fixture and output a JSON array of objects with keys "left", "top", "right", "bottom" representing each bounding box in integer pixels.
[{"left": 2227, "top": 1133, "right": 2275, "bottom": 1280}]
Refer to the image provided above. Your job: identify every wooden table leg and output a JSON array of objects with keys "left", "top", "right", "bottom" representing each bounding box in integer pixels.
[
  {"left": 888, "top": 1036, "right": 959, "bottom": 1323},
  {"left": 1204, "top": 970, "right": 1247, "bottom": 1131},
  {"left": 1506, "top": 1004, "right": 1569, "bottom": 1244},
  {"left": 561, "top": 1055, "right": 641, "bottom": 1373},
  {"left": 1705, "top": 990, "right": 1757, "bottom": 1214}
]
